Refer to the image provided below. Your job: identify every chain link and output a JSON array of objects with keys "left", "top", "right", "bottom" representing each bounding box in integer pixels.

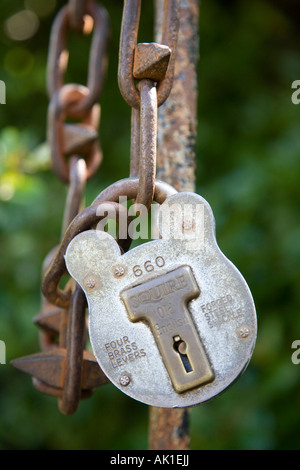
[
  {"left": 47, "top": 0, "right": 109, "bottom": 183},
  {"left": 47, "top": 84, "right": 102, "bottom": 183},
  {"left": 12, "top": 0, "right": 112, "bottom": 415},
  {"left": 47, "top": 0, "right": 109, "bottom": 113},
  {"left": 136, "top": 79, "right": 157, "bottom": 210},
  {"left": 118, "top": 0, "right": 180, "bottom": 210},
  {"left": 42, "top": 201, "right": 131, "bottom": 309},
  {"left": 13, "top": 0, "right": 180, "bottom": 416},
  {"left": 68, "top": 0, "right": 86, "bottom": 32},
  {"left": 118, "top": 0, "right": 180, "bottom": 109}
]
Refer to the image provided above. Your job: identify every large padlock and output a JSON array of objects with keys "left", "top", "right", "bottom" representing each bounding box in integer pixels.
[{"left": 65, "top": 179, "right": 257, "bottom": 408}]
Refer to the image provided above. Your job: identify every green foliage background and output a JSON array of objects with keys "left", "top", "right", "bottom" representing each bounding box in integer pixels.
[{"left": 0, "top": 0, "right": 300, "bottom": 450}]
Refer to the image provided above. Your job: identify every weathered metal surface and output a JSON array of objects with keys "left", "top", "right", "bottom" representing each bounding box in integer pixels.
[
  {"left": 121, "top": 266, "right": 215, "bottom": 393},
  {"left": 130, "top": 107, "right": 140, "bottom": 178},
  {"left": 68, "top": 0, "right": 85, "bottom": 31},
  {"left": 148, "top": 407, "right": 190, "bottom": 450},
  {"left": 136, "top": 79, "right": 157, "bottom": 210},
  {"left": 47, "top": 1, "right": 109, "bottom": 115},
  {"left": 63, "top": 124, "right": 98, "bottom": 157},
  {"left": 12, "top": 0, "right": 111, "bottom": 414},
  {"left": 133, "top": 43, "right": 171, "bottom": 81},
  {"left": 58, "top": 285, "right": 87, "bottom": 415},
  {"left": 46, "top": 0, "right": 109, "bottom": 184},
  {"left": 34, "top": 303, "right": 61, "bottom": 336},
  {"left": 130, "top": 40, "right": 172, "bottom": 197},
  {"left": 60, "top": 157, "right": 87, "bottom": 236},
  {"left": 65, "top": 191, "right": 257, "bottom": 408},
  {"left": 118, "top": 0, "right": 141, "bottom": 109},
  {"left": 118, "top": 0, "right": 180, "bottom": 109},
  {"left": 47, "top": 84, "right": 102, "bottom": 184},
  {"left": 150, "top": 0, "right": 200, "bottom": 449},
  {"left": 11, "top": 348, "right": 109, "bottom": 396},
  {"left": 92, "top": 177, "right": 177, "bottom": 206},
  {"left": 155, "top": 0, "right": 200, "bottom": 192},
  {"left": 121, "top": 0, "right": 180, "bottom": 200},
  {"left": 42, "top": 201, "right": 130, "bottom": 309}
]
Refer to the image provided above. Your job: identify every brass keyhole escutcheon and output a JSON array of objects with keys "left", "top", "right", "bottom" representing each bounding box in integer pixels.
[{"left": 121, "top": 266, "right": 215, "bottom": 393}]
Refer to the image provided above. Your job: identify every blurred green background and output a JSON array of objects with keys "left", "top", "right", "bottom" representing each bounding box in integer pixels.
[{"left": 1, "top": 0, "right": 300, "bottom": 450}]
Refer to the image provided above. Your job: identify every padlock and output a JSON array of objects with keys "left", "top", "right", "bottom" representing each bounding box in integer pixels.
[{"left": 65, "top": 180, "right": 257, "bottom": 408}]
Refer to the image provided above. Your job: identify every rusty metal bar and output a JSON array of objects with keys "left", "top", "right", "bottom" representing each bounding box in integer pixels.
[
  {"left": 148, "top": 407, "right": 190, "bottom": 450},
  {"left": 130, "top": 107, "right": 140, "bottom": 177},
  {"left": 154, "top": 0, "right": 199, "bottom": 193},
  {"left": 148, "top": 0, "right": 200, "bottom": 451},
  {"left": 61, "top": 157, "right": 87, "bottom": 236},
  {"left": 136, "top": 79, "right": 157, "bottom": 210},
  {"left": 58, "top": 283, "right": 87, "bottom": 415}
]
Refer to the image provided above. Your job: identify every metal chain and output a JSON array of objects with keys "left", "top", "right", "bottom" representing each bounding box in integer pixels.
[
  {"left": 12, "top": 0, "right": 111, "bottom": 415},
  {"left": 68, "top": 0, "right": 86, "bottom": 31},
  {"left": 44, "top": 0, "right": 110, "bottom": 413},
  {"left": 47, "top": 0, "right": 109, "bottom": 183},
  {"left": 13, "top": 0, "right": 180, "bottom": 417},
  {"left": 118, "top": 0, "right": 180, "bottom": 109},
  {"left": 118, "top": 0, "right": 180, "bottom": 210}
]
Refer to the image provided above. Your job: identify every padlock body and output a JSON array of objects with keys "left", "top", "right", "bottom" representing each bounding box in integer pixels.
[{"left": 65, "top": 192, "right": 257, "bottom": 407}]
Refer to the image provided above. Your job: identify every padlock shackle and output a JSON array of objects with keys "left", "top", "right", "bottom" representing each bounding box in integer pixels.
[
  {"left": 92, "top": 177, "right": 177, "bottom": 206},
  {"left": 42, "top": 201, "right": 130, "bottom": 309},
  {"left": 42, "top": 178, "right": 177, "bottom": 312}
]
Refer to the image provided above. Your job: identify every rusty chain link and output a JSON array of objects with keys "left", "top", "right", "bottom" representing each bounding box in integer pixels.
[
  {"left": 42, "top": 200, "right": 132, "bottom": 309},
  {"left": 47, "top": 0, "right": 109, "bottom": 183},
  {"left": 12, "top": 0, "right": 180, "bottom": 416},
  {"left": 47, "top": 84, "right": 102, "bottom": 184},
  {"left": 43, "top": 0, "right": 110, "bottom": 414},
  {"left": 118, "top": 0, "right": 180, "bottom": 210},
  {"left": 118, "top": 0, "right": 180, "bottom": 109},
  {"left": 47, "top": 0, "right": 109, "bottom": 113},
  {"left": 12, "top": 0, "right": 112, "bottom": 415},
  {"left": 68, "top": 0, "right": 86, "bottom": 31}
]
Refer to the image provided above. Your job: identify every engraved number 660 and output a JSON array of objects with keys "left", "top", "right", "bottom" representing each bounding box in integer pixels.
[{"left": 133, "top": 256, "right": 165, "bottom": 277}]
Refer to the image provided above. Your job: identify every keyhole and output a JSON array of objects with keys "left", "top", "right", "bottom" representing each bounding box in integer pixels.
[{"left": 173, "top": 336, "right": 193, "bottom": 373}]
